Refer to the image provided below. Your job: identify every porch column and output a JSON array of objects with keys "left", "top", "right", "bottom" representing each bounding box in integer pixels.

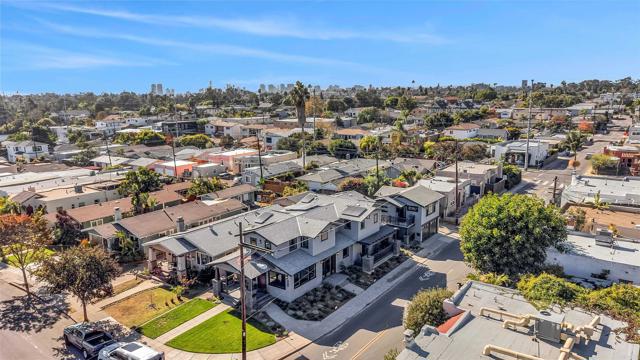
[
  {"left": 176, "top": 255, "right": 187, "bottom": 279},
  {"left": 147, "top": 247, "right": 157, "bottom": 272}
]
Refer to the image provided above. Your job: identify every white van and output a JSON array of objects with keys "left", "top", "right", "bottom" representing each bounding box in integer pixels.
[{"left": 98, "top": 342, "right": 164, "bottom": 360}]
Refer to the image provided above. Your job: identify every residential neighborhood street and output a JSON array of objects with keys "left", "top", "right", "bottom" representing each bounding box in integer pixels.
[{"left": 283, "top": 234, "right": 470, "bottom": 360}]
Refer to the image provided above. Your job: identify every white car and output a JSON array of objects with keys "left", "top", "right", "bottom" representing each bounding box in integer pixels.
[{"left": 98, "top": 342, "right": 164, "bottom": 360}]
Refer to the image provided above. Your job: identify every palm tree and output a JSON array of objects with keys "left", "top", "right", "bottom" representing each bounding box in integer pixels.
[
  {"left": 288, "top": 81, "right": 310, "bottom": 168},
  {"left": 566, "top": 130, "right": 584, "bottom": 163}
]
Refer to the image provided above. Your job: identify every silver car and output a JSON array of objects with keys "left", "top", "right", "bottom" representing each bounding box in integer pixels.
[{"left": 98, "top": 342, "right": 164, "bottom": 360}]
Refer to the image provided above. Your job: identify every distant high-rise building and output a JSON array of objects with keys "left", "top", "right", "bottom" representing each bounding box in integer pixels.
[
  {"left": 259, "top": 84, "right": 266, "bottom": 93},
  {"left": 268, "top": 84, "right": 276, "bottom": 93},
  {"left": 150, "top": 83, "right": 164, "bottom": 95},
  {"left": 279, "top": 84, "right": 286, "bottom": 92}
]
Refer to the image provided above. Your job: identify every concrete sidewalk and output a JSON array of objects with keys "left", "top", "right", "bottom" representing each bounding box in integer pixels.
[
  {"left": 96, "top": 279, "right": 162, "bottom": 309},
  {"left": 264, "top": 234, "right": 454, "bottom": 341},
  {"left": 154, "top": 303, "right": 230, "bottom": 344}
]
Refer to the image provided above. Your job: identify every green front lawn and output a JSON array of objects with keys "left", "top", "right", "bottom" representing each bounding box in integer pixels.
[
  {"left": 2, "top": 248, "right": 54, "bottom": 267},
  {"left": 166, "top": 309, "right": 276, "bottom": 353},
  {"left": 139, "top": 298, "right": 216, "bottom": 339},
  {"left": 104, "top": 287, "right": 188, "bottom": 327}
]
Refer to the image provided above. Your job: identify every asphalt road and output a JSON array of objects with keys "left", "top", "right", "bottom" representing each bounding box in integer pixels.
[
  {"left": 514, "top": 128, "right": 627, "bottom": 203},
  {"left": 0, "top": 264, "right": 82, "bottom": 360},
  {"left": 284, "top": 238, "right": 470, "bottom": 360}
]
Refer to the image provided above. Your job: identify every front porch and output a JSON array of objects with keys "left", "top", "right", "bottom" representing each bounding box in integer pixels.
[{"left": 358, "top": 225, "right": 400, "bottom": 274}]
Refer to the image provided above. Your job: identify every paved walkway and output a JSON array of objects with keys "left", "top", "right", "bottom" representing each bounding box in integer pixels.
[
  {"left": 155, "top": 303, "right": 231, "bottom": 344},
  {"left": 264, "top": 234, "right": 454, "bottom": 340},
  {"left": 96, "top": 279, "right": 162, "bottom": 309}
]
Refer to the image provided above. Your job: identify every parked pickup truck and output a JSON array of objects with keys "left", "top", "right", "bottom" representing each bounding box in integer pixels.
[{"left": 64, "top": 323, "right": 116, "bottom": 359}]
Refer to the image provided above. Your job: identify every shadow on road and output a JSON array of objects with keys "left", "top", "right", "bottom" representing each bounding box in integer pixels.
[{"left": 0, "top": 293, "right": 69, "bottom": 333}]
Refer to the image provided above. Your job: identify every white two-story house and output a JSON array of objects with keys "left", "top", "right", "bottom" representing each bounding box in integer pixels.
[
  {"left": 4, "top": 141, "right": 50, "bottom": 163},
  {"left": 375, "top": 184, "right": 443, "bottom": 244},
  {"left": 143, "top": 191, "right": 402, "bottom": 308}
]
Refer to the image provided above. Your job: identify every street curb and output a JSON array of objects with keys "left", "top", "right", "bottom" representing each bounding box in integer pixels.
[
  {"left": 8, "top": 281, "right": 77, "bottom": 322},
  {"left": 316, "top": 236, "right": 453, "bottom": 340}
]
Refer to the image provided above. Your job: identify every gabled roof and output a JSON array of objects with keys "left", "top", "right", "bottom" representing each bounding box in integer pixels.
[
  {"left": 375, "top": 184, "right": 444, "bottom": 207},
  {"left": 445, "top": 123, "right": 480, "bottom": 130},
  {"left": 10, "top": 190, "right": 39, "bottom": 204},
  {"left": 201, "top": 184, "right": 257, "bottom": 200}
]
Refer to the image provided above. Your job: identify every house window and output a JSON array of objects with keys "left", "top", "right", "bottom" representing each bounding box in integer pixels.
[
  {"left": 407, "top": 206, "right": 419, "bottom": 212},
  {"left": 345, "top": 222, "right": 351, "bottom": 230},
  {"left": 289, "top": 239, "right": 298, "bottom": 252},
  {"left": 293, "top": 264, "right": 316, "bottom": 289},
  {"left": 320, "top": 231, "right": 328, "bottom": 241},
  {"left": 249, "top": 237, "right": 257, "bottom": 246},
  {"left": 360, "top": 222, "right": 365, "bottom": 230},
  {"left": 300, "top": 237, "right": 309, "bottom": 249},
  {"left": 268, "top": 270, "right": 286, "bottom": 289},
  {"left": 342, "top": 247, "right": 349, "bottom": 258},
  {"left": 265, "top": 240, "right": 272, "bottom": 250},
  {"left": 373, "top": 213, "right": 378, "bottom": 223}
]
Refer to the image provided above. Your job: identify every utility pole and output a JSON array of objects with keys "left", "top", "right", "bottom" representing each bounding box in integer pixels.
[
  {"left": 454, "top": 138, "right": 459, "bottom": 226},
  {"left": 104, "top": 132, "right": 112, "bottom": 167},
  {"left": 551, "top": 176, "right": 558, "bottom": 205},
  {"left": 238, "top": 222, "right": 247, "bottom": 360},
  {"left": 312, "top": 88, "right": 317, "bottom": 141},
  {"left": 375, "top": 136, "right": 380, "bottom": 191},
  {"left": 256, "top": 133, "right": 264, "bottom": 183},
  {"left": 524, "top": 79, "right": 534, "bottom": 171}
]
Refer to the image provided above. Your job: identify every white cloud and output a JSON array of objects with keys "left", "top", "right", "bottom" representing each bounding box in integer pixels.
[
  {"left": 37, "top": 3, "right": 447, "bottom": 44},
  {"left": 4, "top": 42, "right": 168, "bottom": 70}
]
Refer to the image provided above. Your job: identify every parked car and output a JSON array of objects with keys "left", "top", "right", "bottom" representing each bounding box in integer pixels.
[
  {"left": 98, "top": 342, "right": 164, "bottom": 360},
  {"left": 64, "top": 323, "right": 116, "bottom": 359}
]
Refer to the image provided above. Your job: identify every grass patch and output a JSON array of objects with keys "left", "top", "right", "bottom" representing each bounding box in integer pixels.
[
  {"left": 166, "top": 309, "right": 276, "bottom": 353},
  {"left": 3, "top": 248, "right": 54, "bottom": 267},
  {"left": 104, "top": 287, "right": 188, "bottom": 327},
  {"left": 112, "top": 278, "right": 145, "bottom": 295},
  {"left": 138, "top": 298, "right": 216, "bottom": 339}
]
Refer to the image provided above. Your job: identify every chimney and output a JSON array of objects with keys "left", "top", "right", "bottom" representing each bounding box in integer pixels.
[
  {"left": 176, "top": 216, "right": 186, "bottom": 232},
  {"left": 114, "top": 207, "right": 122, "bottom": 221}
]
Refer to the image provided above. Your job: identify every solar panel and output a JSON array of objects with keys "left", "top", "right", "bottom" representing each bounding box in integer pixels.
[
  {"left": 342, "top": 205, "right": 367, "bottom": 217},
  {"left": 300, "top": 193, "right": 316, "bottom": 203},
  {"left": 254, "top": 211, "right": 274, "bottom": 224}
]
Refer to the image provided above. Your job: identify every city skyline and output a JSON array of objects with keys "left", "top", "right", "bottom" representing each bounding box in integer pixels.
[{"left": 1, "top": 1, "right": 639, "bottom": 94}]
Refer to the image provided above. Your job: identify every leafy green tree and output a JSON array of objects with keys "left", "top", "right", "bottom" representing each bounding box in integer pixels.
[
  {"left": 423, "top": 112, "right": 454, "bottom": 129},
  {"left": 176, "top": 134, "right": 212, "bottom": 149},
  {"left": 119, "top": 168, "right": 162, "bottom": 213},
  {"left": 397, "top": 95, "right": 417, "bottom": 112},
  {"left": 364, "top": 168, "right": 391, "bottom": 196},
  {"left": 187, "top": 177, "right": 226, "bottom": 197},
  {"left": 328, "top": 139, "right": 358, "bottom": 158},
  {"left": 276, "top": 137, "right": 301, "bottom": 153},
  {"left": 282, "top": 181, "right": 309, "bottom": 196},
  {"left": 460, "top": 143, "right": 488, "bottom": 161},
  {"left": 0, "top": 197, "right": 21, "bottom": 214},
  {"left": 460, "top": 193, "right": 567, "bottom": 276},
  {"left": 502, "top": 164, "right": 522, "bottom": 188},
  {"left": 0, "top": 214, "right": 52, "bottom": 296},
  {"left": 337, "top": 177, "right": 368, "bottom": 194},
  {"left": 359, "top": 135, "right": 380, "bottom": 153},
  {"left": 384, "top": 96, "right": 399, "bottom": 109},
  {"left": 474, "top": 88, "right": 497, "bottom": 102},
  {"left": 357, "top": 107, "right": 382, "bottom": 124},
  {"left": 467, "top": 272, "right": 511, "bottom": 287},
  {"left": 517, "top": 273, "right": 588, "bottom": 310},
  {"left": 35, "top": 246, "right": 120, "bottom": 322},
  {"left": 423, "top": 141, "right": 436, "bottom": 158},
  {"left": 53, "top": 210, "right": 82, "bottom": 246},
  {"left": 590, "top": 154, "right": 617, "bottom": 174},
  {"left": 398, "top": 169, "right": 423, "bottom": 186},
  {"left": 404, "top": 288, "right": 453, "bottom": 333},
  {"left": 326, "top": 99, "right": 348, "bottom": 113}
]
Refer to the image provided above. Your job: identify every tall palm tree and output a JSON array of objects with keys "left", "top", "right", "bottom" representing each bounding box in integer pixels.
[
  {"left": 566, "top": 130, "right": 584, "bottom": 163},
  {"left": 288, "top": 81, "right": 310, "bottom": 168}
]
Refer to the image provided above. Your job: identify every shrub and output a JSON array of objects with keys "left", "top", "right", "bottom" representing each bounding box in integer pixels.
[
  {"left": 467, "top": 272, "right": 511, "bottom": 287},
  {"left": 517, "top": 273, "right": 587, "bottom": 310},
  {"left": 404, "top": 288, "right": 453, "bottom": 333},
  {"left": 384, "top": 348, "right": 400, "bottom": 360}
]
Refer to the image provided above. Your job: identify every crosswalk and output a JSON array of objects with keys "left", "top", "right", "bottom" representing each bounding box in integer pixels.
[{"left": 530, "top": 179, "right": 565, "bottom": 189}]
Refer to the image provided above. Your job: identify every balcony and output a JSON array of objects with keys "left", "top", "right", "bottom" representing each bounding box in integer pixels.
[
  {"left": 382, "top": 215, "right": 416, "bottom": 227},
  {"left": 372, "top": 244, "right": 395, "bottom": 263}
]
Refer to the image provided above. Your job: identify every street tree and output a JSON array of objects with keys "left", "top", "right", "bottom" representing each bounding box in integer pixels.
[
  {"left": 359, "top": 135, "right": 380, "bottom": 154},
  {"left": 404, "top": 288, "right": 453, "bottom": 333},
  {"left": 187, "top": 177, "right": 226, "bottom": 198},
  {"left": 288, "top": 81, "right": 310, "bottom": 166},
  {"left": 35, "top": 246, "right": 120, "bottom": 322},
  {"left": 0, "top": 214, "right": 52, "bottom": 295},
  {"left": 565, "top": 130, "right": 584, "bottom": 163},
  {"left": 328, "top": 139, "right": 358, "bottom": 159},
  {"left": 119, "top": 168, "right": 162, "bottom": 213},
  {"left": 53, "top": 210, "right": 83, "bottom": 246},
  {"left": 460, "top": 193, "right": 567, "bottom": 276}
]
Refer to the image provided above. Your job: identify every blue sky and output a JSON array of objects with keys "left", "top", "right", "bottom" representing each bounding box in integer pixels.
[{"left": 1, "top": 1, "right": 639, "bottom": 94}]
